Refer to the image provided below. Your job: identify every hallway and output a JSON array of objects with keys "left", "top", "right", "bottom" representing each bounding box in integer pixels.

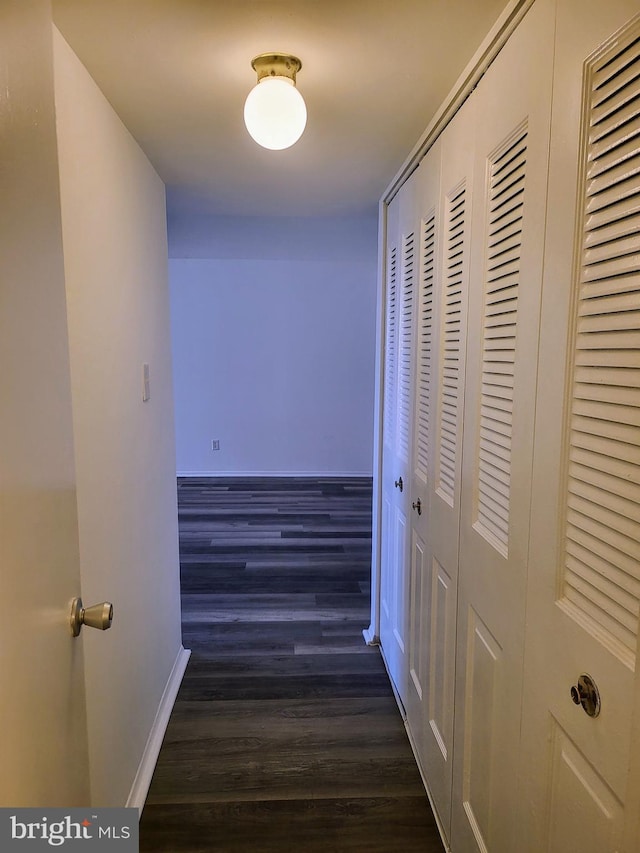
[{"left": 140, "top": 477, "right": 443, "bottom": 851}]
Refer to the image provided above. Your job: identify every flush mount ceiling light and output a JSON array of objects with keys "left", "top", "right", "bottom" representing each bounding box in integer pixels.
[{"left": 244, "top": 53, "right": 307, "bottom": 150}]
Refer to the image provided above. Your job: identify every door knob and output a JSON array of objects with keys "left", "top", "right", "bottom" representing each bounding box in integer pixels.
[
  {"left": 412, "top": 498, "right": 422, "bottom": 515},
  {"left": 70, "top": 597, "right": 114, "bottom": 637},
  {"left": 394, "top": 476, "right": 403, "bottom": 492},
  {"left": 570, "top": 673, "right": 601, "bottom": 718}
]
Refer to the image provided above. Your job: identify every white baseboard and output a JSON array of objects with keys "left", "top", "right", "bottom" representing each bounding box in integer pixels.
[
  {"left": 376, "top": 644, "right": 451, "bottom": 852},
  {"left": 362, "top": 624, "right": 379, "bottom": 645},
  {"left": 127, "top": 645, "right": 191, "bottom": 815},
  {"left": 402, "top": 709, "right": 452, "bottom": 852},
  {"left": 177, "top": 470, "right": 373, "bottom": 478}
]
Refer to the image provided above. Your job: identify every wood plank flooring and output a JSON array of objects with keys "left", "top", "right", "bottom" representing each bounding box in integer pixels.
[{"left": 140, "top": 477, "right": 443, "bottom": 852}]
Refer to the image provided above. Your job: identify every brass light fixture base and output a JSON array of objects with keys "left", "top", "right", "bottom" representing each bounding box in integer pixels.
[{"left": 250, "top": 53, "right": 302, "bottom": 84}]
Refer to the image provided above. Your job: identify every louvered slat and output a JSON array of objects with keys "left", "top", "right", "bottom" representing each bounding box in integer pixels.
[
  {"left": 567, "top": 505, "right": 639, "bottom": 564},
  {"left": 567, "top": 542, "right": 638, "bottom": 616},
  {"left": 566, "top": 520, "right": 640, "bottom": 591},
  {"left": 561, "top": 28, "right": 640, "bottom": 659},
  {"left": 437, "top": 185, "right": 466, "bottom": 506},
  {"left": 397, "top": 233, "right": 415, "bottom": 462},
  {"left": 415, "top": 212, "right": 436, "bottom": 481},
  {"left": 383, "top": 247, "right": 398, "bottom": 447},
  {"left": 476, "top": 125, "right": 528, "bottom": 555}
]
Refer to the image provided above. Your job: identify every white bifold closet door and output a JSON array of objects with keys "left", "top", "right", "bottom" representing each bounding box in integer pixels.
[
  {"left": 405, "top": 138, "right": 442, "bottom": 775},
  {"left": 380, "top": 176, "right": 419, "bottom": 705},
  {"left": 404, "top": 88, "right": 478, "bottom": 844},
  {"left": 450, "top": 0, "right": 556, "bottom": 850},
  {"left": 519, "top": 2, "right": 640, "bottom": 851},
  {"left": 404, "top": 135, "right": 444, "bottom": 814}
]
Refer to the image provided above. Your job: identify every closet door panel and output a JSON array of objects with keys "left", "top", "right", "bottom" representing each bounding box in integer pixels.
[
  {"left": 380, "top": 195, "right": 401, "bottom": 687},
  {"left": 405, "top": 138, "right": 444, "bottom": 794},
  {"left": 452, "top": 0, "right": 556, "bottom": 850},
  {"left": 425, "top": 98, "right": 478, "bottom": 842},
  {"left": 380, "top": 177, "right": 419, "bottom": 704},
  {"left": 519, "top": 4, "right": 640, "bottom": 851}
]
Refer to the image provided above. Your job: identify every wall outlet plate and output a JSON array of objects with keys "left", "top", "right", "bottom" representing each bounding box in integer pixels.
[{"left": 211, "top": 440, "right": 220, "bottom": 451}]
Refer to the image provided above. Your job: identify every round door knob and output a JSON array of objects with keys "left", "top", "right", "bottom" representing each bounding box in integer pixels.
[
  {"left": 70, "top": 597, "right": 114, "bottom": 637},
  {"left": 570, "top": 673, "right": 601, "bottom": 718}
]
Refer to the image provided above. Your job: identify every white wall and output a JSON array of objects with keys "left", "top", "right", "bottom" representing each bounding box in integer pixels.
[
  {"left": 170, "top": 216, "right": 378, "bottom": 476},
  {"left": 53, "top": 29, "right": 183, "bottom": 806}
]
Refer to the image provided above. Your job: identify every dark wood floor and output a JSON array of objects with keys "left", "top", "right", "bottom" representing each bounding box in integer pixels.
[{"left": 140, "top": 477, "right": 443, "bottom": 852}]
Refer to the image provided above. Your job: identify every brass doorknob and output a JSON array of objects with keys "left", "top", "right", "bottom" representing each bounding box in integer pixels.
[
  {"left": 394, "top": 477, "right": 403, "bottom": 492},
  {"left": 570, "top": 673, "right": 600, "bottom": 718},
  {"left": 70, "top": 597, "right": 114, "bottom": 637}
]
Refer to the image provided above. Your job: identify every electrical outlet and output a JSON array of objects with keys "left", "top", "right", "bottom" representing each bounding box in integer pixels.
[{"left": 211, "top": 439, "right": 220, "bottom": 451}]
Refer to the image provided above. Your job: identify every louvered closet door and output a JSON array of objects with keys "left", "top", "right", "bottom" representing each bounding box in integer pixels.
[
  {"left": 380, "top": 176, "right": 418, "bottom": 703},
  {"left": 404, "top": 137, "right": 443, "bottom": 790},
  {"left": 380, "top": 192, "right": 401, "bottom": 691},
  {"left": 412, "top": 94, "right": 478, "bottom": 844},
  {"left": 450, "top": 0, "right": 556, "bottom": 850},
  {"left": 518, "top": 3, "right": 640, "bottom": 851}
]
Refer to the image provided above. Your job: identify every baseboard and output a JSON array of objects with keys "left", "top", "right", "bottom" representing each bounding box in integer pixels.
[
  {"left": 402, "top": 711, "right": 452, "bottom": 853},
  {"left": 127, "top": 645, "right": 191, "bottom": 815},
  {"left": 177, "top": 470, "right": 373, "bottom": 478},
  {"left": 375, "top": 644, "right": 451, "bottom": 853},
  {"left": 377, "top": 643, "right": 407, "bottom": 720},
  {"left": 362, "top": 624, "right": 379, "bottom": 646}
]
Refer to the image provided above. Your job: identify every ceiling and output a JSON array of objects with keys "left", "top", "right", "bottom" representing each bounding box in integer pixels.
[{"left": 52, "top": 0, "right": 509, "bottom": 220}]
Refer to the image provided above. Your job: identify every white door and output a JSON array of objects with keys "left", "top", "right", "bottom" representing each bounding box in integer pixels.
[
  {"left": 380, "top": 178, "right": 417, "bottom": 703},
  {"left": 419, "top": 93, "right": 478, "bottom": 842},
  {"left": 451, "top": 0, "right": 556, "bottom": 849},
  {"left": 380, "top": 190, "right": 402, "bottom": 691},
  {"left": 424, "top": 81, "right": 477, "bottom": 837},
  {"left": 405, "top": 137, "right": 442, "bottom": 774},
  {"left": 519, "top": 2, "right": 640, "bottom": 850},
  {"left": 0, "top": 1, "right": 89, "bottom": 806}
]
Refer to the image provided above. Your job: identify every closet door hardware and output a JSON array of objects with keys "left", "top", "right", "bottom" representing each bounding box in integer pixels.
[
  {"left": 394, "top": 477, "right": 404, "bottom": 492},
  {"left": 570, "top": 673, "right": 601, "bottom": 718},
  {"left": 412, "top": 498, "right": 422, "bottom": 515},
  {"left": 70, "top": 597, "right": 114, "bottom": 637}
]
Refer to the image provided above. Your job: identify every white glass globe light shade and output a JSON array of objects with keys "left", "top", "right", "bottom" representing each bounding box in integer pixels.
[{"left": 244, "top": 76, "right": 307, "bottom": 150}]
